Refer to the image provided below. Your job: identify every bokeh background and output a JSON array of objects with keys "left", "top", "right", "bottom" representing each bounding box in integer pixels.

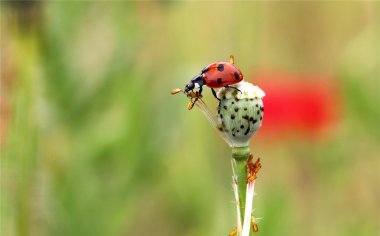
[{"left": 1, "top": 1, "right": 379, "bottom": 236}]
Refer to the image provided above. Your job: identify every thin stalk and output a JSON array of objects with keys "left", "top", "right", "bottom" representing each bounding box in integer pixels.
[
  {"left": 231, "top": 146, "right": 250, "bottom": 232},
  {"left": 242, "top": 180, "right": 255, "bottom": 236}
]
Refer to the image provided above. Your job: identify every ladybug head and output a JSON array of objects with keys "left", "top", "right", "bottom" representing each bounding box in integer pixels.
[
  {"left": 184, "top": 81, "right": 195, "bottom": 93},
  {"left": 184, "top": 75, "right": 204, "bottom": 93}
]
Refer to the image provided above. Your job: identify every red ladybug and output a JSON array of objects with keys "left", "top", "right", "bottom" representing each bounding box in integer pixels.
[{"left": 184, "top": 56, "right": 243, "bottom": 99}]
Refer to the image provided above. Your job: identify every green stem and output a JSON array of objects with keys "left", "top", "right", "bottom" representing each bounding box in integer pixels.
[{"left": 231, "top": 146, "right": 250, "bottom": 224}]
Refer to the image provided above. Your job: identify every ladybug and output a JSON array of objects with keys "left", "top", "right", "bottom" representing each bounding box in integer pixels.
[{"left": 184, "top": 55, "right": 243, "bottom": 104}]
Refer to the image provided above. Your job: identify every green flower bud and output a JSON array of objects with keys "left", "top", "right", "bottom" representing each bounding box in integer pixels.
[{"left": 217, "top": 81, "right": 265, "bottom": 147}]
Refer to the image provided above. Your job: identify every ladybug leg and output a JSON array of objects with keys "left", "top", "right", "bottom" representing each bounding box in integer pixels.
[
  {"left": 211, "top": 88, "right": 222, "bottom": 111},
  {"left": 225, "top": 85, "right": 242, "bottom": 94},
  {"left": 198, "top": 85, "right": 203, "bottom": 96},
  {"left": 211, "top": 88, "right": 219, "bottom": 100}
]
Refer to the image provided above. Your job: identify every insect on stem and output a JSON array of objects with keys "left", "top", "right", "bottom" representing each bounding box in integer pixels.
[
  {"left": 228, "top": 228, "right": 237, "bottom": 236},
  {"left": 251, "top": 216, "right": 259, "bottom": 232},
  {"left": 246, "top": 155, "right": 261, "bottom": 184}
]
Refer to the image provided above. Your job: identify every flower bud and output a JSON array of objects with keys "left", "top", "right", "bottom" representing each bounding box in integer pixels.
[{"left": 217, "top": 81, "right": 265, "bottom": 147}]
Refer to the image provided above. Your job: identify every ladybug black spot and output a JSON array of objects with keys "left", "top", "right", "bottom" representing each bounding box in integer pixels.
[
  {"left": 217, "top": 78, "right": 223, "bottom": 85},
  {"left": 240, "top": 125, "right": 244, "bottom": 129},
  {"left": 231, "top": 115, "right": 235, "bottom": 120},
  {"left": 217, "top": 64, "right": 224, "bottom": 71},
  {"left": 234, "top": 71, "right": 240, "bottom": 80}
]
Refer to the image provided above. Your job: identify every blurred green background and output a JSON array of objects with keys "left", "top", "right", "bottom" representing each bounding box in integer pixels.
[{"left": 1, "top": 2, "right": 379, "bottom": 236}]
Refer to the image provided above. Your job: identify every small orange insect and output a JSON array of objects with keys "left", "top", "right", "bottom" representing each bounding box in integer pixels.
[
  {"left": 246, "top": 154, "right": 261, "bottom": 183},
  {"left": 228, "top": 228, "right": 237, "bottom": 236},
  {"left": 251, "top": 216, "right": 259, "bottom": 232}
]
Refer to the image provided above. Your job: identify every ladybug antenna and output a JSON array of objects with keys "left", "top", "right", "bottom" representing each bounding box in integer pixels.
[{"left": 230, "top": 55, "right": 235, "bottom": 64}]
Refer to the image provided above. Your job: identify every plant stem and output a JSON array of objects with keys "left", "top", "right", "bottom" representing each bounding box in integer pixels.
[{"left": 231, "top": 146, "right": 250, "bottom": 223}]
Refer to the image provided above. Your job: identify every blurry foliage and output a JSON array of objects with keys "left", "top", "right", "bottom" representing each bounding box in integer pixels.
[{"left": 1, "top": 2, "right": 379, "bottom": 236}]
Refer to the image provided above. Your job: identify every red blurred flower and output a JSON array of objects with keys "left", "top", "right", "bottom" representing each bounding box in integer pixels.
[{"left": 250, "top": 72, "right": 341, "bottom": 140}]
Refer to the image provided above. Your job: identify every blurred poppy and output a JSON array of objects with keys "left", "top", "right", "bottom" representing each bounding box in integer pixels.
[{"left": 250, "top": 72, "right": 341, "bottom": 140}]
